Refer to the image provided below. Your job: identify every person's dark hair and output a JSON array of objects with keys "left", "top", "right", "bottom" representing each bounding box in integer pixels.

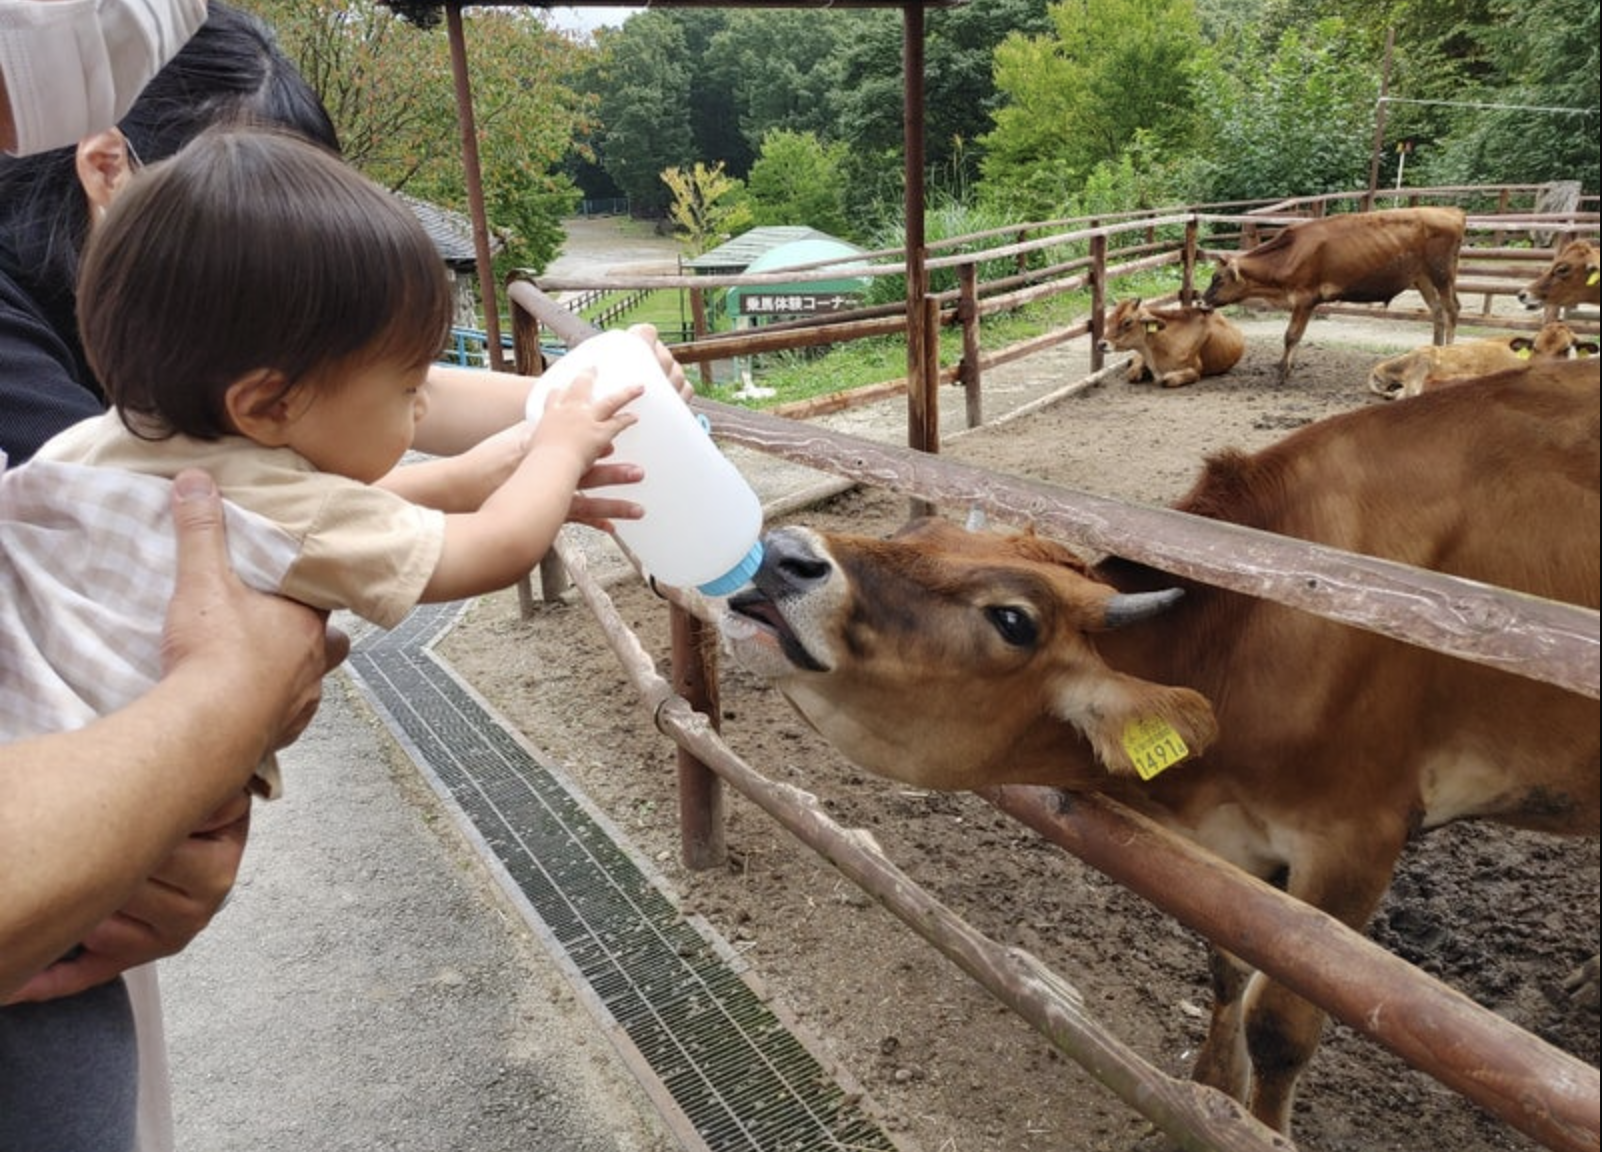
[
  {"left": 0, "top": 2, "right": 339, "bottom": 353},
  {"left": 78, "top": 128, "right": 452, "bottom": 441}
]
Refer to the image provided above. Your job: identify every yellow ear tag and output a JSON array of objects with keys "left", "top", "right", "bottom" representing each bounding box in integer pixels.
[
  {"left": 1587, "top": 269, "right": 1600, "bottom": 286},
  {"left": 1143, "top": 320, "right": 1161, "bottom": 334},
  {"left": 1122, "top": 716, "right": 1191, "bottom": 780},
  {"left": 1515, "top": 346, "right": 1533, "bottom": 360}
]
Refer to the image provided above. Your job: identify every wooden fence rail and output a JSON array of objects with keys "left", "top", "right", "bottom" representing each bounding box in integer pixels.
[{"left": 528, "top": 194, "right": 1597, "bottom": 432}]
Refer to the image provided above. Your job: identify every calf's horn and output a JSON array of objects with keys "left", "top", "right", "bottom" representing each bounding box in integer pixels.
[{"left": 1102, "top": 587, "right": 1184, "bottom": 629}]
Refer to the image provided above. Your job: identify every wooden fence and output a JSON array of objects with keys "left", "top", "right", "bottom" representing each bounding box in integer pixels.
[
  {"left": 527, "top": 183, "right": 1597, "bottom": 426},
  {"left": 501, "top": 191, "right": 1600, "bottom": 1152}
]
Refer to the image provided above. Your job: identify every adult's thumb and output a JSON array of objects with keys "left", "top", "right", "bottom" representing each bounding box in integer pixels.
[{"left": 170, "top": 469, "right": 228, "bottom": 583}]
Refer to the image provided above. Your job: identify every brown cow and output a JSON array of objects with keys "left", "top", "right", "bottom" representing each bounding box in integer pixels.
[
  {"left": 1098, "top": 298, "right": 1245, "bottom": 388},
  {"left": 1367, "top": 320, "right": 1596, "bottom": 399},
  {"left": 1202, "top": 207, "right": 1465, "bottom": 384},
  {"left": 1518, "top": 239, "right": 1601, "bottom": 316},
  {"left": 719, "top": 358, "right": 1599, "bottom": 1139}
]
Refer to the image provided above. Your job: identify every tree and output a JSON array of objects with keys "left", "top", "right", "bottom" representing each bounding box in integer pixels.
[
  {"left": 745, "top": 130, "right": 852, "bottom": 238},
  {"left": 703, "top": 11, "right": 843, "bottom": 160},
  {"left": 980, "top": 0, "right": 1202, "bottom": 214},
  {"left": 1416, "top": 0, "right": 1600, "bottom": 192},
  {"left": 239, "top": 0, "right": 588, "bottom": 271},
  {"left": 1189, "top": 16, "right": 1378, "bottom": 202},
  {"left": 830, "top": 0, "right": 1053, "bottom": 202},
  {"left": 590, "top": 13, "right": 695, "bottom": 217},
  {"left": 662, "top": 161, "right": 752, "bottom": 256}
]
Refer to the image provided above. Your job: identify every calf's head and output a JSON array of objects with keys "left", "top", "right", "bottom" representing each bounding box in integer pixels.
[
  {"left": 719, "top": 518, "right": 1217, "bottom": 791},
  {"left": 1200, "top": 255, "right": 1247, "bottom": 309},
  {"left": 1518, "top": 241, "right": 1601, "bottom": 310},
  {"left": 1099, "top": 297, "right": 1151, "bottom": 355}
]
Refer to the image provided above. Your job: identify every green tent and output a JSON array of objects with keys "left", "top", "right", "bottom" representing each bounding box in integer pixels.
[{"left": 724, "top": 237, "right": 869, "bottom": 323}]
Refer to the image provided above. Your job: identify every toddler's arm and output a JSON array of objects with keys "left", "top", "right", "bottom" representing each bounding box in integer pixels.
[{"left": 420, "top": 371, "right": 641, "bottom": 602}]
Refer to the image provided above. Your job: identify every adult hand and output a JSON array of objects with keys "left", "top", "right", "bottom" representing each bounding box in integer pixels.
[
  {"left": 627, "top": 323, "right": 693, "bottom": 403},
  {"left": 5, "top": 791, "right": 252, "bottom": 1003},
  {"left": 0, "top": 470, "right": 346, "bottom": 999},
  {"left": 162, "top": 469, "right": 348, "bottom": 749}
]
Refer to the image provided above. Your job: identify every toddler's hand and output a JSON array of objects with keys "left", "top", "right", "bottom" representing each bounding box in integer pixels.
[{"left": 533, "top": 370, "right": 641, "bottom": 477}]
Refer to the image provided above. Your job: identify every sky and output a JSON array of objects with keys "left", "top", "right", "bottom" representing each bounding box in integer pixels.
[{"left": 545, "top": 6, "right": 641, "bottom": 36}]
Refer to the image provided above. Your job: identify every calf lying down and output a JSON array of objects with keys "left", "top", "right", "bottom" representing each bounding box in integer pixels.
[{"left": 1367, "top": 320, "right": 1595, "bottom": 399}]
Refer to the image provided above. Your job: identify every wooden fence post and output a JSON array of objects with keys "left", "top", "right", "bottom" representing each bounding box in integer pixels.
[
  {"left": 1089, "top": 230, "right": 1107, "bottom": 375},
  {"left": 959, "top": 262, "right": 981, "bottom": 428},
  {"left": 671, "top": 604, "right": 725, "bottom": 870}
]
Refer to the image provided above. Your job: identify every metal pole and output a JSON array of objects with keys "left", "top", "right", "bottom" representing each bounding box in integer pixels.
[{"left": 1365, "top": 26, "right": 1396, "bottom": 210}]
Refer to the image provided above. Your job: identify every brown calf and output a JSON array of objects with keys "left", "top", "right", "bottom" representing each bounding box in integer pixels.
[
  {"left": 721, "top": 358, "right": 1599, "bottom": 1140},
  {"left": 1202, "top": 207, "right": 1465, "bottom": 384},
  {"left": 1099, "top": 298, "right": 1245, "bottom": 388},
  {"left": 1518, "top": 239, "right": 1601, "bottom": 316},
  {"left": 1367, "top": 320, "right": 1596, "bottom": 399}
]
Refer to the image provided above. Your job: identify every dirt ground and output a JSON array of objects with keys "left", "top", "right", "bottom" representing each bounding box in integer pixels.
[{"left": 444, "top": 243, "right": 1599, "bottom": 1152}]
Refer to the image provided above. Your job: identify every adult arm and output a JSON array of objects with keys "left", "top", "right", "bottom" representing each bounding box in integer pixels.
[
  {"left": 0, "top": 470, "right": 343, "bottom": 1000},
  {"left": 5, "top": 790, "right": 253, "bottom": 1002},
  {"left": 384, "top": 324, "right": 692, "bottom": 511}
]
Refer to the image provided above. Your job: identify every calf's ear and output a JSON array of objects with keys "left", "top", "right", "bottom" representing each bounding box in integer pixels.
[{"left": 1051, "top": 673, "right": 1218, "bottom": 780}]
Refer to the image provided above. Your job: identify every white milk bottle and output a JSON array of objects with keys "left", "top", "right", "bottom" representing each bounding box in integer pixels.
[{"left": 523, "top": 329, "right": 764, "bottom": 595}]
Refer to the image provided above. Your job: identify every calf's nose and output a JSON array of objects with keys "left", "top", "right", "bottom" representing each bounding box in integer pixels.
[{"left": 756, "top": 528, "right": 834, "bottom": 596}]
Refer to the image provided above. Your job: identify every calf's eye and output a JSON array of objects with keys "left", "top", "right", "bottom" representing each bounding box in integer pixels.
[{"left": 985, "top": 605, "right": 1038, "bottom": 648}]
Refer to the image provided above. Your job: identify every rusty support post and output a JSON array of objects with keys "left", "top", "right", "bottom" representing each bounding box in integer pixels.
[
  {"left": 1089, "top": 230, "right": 1107, "bottom": 375},
  {"left": 507, "top": 294, "right": 557, "bottom": 616},
  {"left": 902, "top": 3, "right": 932, "bottom": 522},
  {"left": 671, "top": 604, "right": 725, "bottom": 870},
  {"left": 443, "top": 3, "right": 505, "bottom": 372},
  {"left": 1365, "top": 27, "right": 1395, "bottom": 211},
  {"left": 689, "top": 287, "right": 714, "bottom": 391},
  {"left": 958, "top": 262, "right": 981, "bottom": 428}
]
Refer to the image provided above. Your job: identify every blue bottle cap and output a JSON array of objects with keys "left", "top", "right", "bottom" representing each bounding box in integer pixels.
[{"left": 696, "top": 540, "right": 765, "bottom": 597}]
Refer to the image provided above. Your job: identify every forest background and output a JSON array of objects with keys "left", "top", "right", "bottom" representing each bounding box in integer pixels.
[{"left": 236, "top": 0, "right": 1598, "bottom": 284}]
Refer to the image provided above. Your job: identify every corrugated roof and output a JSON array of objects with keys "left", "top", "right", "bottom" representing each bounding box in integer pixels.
[
  {"left": 684, "top": 226, "right": 849, "bottom": 274},
  {"left": 398, "top": 193, "right": 501, "bottom": 269}
]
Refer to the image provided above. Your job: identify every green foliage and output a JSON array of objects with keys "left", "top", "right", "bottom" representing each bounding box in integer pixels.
[
  {"left": 745, "top": 131, "right": 852, "bottom": 238},
  {"left": 591, "top": 13, "right": 695, "bottom": 216},
  {"left": 980, "top": 0, "right": 1203, "bottom": 213},
  {"left": 705, "top": 12, "right": 844, "bottom": 156},
  {"left": 239, "top": 0, "right": 584, "bottom": 271},
  {"left": 860, "top": 200, "right": 1061, "bottom": 306},
  {"left": 1190, "top": 17, "right": 1378, "bottom": 201},
  {"left": 1412, "top": 0, "right": 1600, "bottom": 192},
  {"left": 830, "top": 0, "right": 1053, "bottom": 194},
  {"left": 662, "top": 162, "right": 753, "bottom": 256}
]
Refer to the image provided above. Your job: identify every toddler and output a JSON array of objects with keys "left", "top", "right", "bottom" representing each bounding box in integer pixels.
[{"left": 0, "top": 126, "right": 648, "bottom": 794}]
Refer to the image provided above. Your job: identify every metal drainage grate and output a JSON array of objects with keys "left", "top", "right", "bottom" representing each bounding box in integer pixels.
[{"left": 347, "top": 604, "right": 902, "bottom": 1152}]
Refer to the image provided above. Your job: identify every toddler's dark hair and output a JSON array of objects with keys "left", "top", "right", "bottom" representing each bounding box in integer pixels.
[{"left": 78, "top": 128, "right": 453, "bottom": 440}]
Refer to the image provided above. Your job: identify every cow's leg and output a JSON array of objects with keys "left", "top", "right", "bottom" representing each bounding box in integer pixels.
[
  {"left": 1277, "top": 302, "right": 1316, "bottom": 384},
  {"left": 1415, "top": 275, "right": 1460, "bottom": 346},
  {"left": 1241, "top": 824, "right": 1407, "bottom": 1134},
  {"left": 1158, "top": 367, "right": 1202, "bottom": 388},
  {"left": 1190, "top": 945, "right": 1253, "bottom": 1099}
]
